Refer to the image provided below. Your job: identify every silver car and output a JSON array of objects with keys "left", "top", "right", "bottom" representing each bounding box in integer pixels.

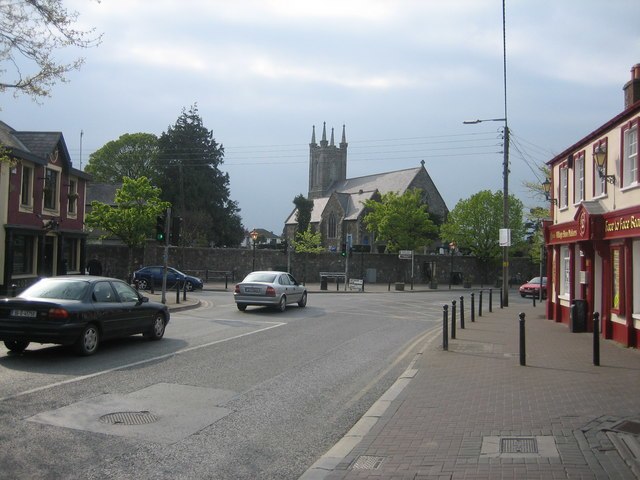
[{"left": 234, "top": 271, "right": 307, "bottom": 312}]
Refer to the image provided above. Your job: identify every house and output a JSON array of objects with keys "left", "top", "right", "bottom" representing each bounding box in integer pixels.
[
  {"left": 0, "top": 121, "right": 91, "bottom": 293},
  {"left": 284, "top": 123, "right": 449, "bottom": 252},
  {"left": 241, "top": 228, "right": 283, "bottom": 249},
  {"left": 544, "top": 63, "right": 640, "bottom": 348}
]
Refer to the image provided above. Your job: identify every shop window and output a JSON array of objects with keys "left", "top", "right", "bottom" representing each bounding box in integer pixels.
[
  {"left": 63, "top": 238, "right": 79, "bottom": 272},
  {"left": 574, "top": 153, "right": 585, "bottom": 203},
  {"left": 622, "top": 121, "right": 638, "bottom": 188},
  {"left": 611, "top": 245, "right": 624, "bottom": 315},
  {"left": 13, "top": 235, "right": 35, "bottom": 275},
  {"left": 21, "top": 164, "right": 33, "bottom": 208},
  {"left": 560, "top": 245, "right": 571, "bottom": 298}
]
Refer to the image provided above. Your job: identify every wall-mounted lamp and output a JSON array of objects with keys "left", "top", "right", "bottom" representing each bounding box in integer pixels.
[
  {"left": 593, "top": 145, "right": 615, "bottom": 184},
  {"left": 541, "top": 178, "right": 558, "bottom": 205}
]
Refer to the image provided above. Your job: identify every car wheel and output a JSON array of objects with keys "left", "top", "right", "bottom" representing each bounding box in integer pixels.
[
  {"left": 145, "top": 313, "right": 166, "bottom": 340},
  {"left": 4, "top": 340, "right": 29, "bottom": 353},
  {"left": 137, "top": 278, "right": 149, "bottom": 290},
  {"left": 237, "top": 303, "right": 247, "bottom": 311},
  {"left": 74, "top": 324, "right": 100, "bottom": 356},
  {"left": 276, "top": 295, "right": 287, "bottom": 312},
  {"left": 185, "top": 281, "right": 194, "bottom": 292},
  {"left": 298, "top": 292, "right": 307, "bottom": 308}
]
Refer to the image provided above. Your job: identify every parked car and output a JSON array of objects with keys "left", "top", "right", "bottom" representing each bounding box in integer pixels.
[
  {"left": 133, "top": 266, "right": 203, "bottom": 291},
  {"left": 234, "top": 271, "right": 307, "bottom": 312},
  {"left": 0, "top": 276, "right": 169, "bottom": 356},
  {"left": 519, "top": 276, "right": 547, "bottom": 299}
]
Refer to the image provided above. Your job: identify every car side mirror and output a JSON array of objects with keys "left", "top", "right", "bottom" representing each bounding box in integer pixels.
[{"left": 137, "top": 295, "right": 149, "bottom": 305}]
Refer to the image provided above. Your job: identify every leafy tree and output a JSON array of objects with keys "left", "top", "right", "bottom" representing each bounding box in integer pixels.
[
  {"left": 156, "top": 105, "right": 244, "bottom": 247},
  {"left": 292, "top": 227, "right": 324, "bottom": 284},
  {"left": 85, "top": 177, "right": 170, "bottom": 278},
  {"left": 363, "top": 189, "right": 438, "bottom": 253},
  {"left": 440, "top": 190, "right": 525, "bottom": 273},
  {"left": 293, "top": 194, "right": 313, "bottom": 234},
  {"left": 0, "top": 0, "right": 102, "bottom": 100},
  {"left": 85, "top": 133, "right": 159, "bottom": 183}
]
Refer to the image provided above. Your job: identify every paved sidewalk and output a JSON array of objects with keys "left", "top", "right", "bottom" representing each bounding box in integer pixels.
[{"left": 301, "top": 295, "right": 640, "bottom": 479}]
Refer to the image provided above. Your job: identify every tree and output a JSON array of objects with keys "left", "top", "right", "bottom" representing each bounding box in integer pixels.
[
  {"left": 363, "top": 189, "right": 438, "bottom": 253},
  {"left": 440, "top": 190, "right": 525, "bottom": 276},
  {"left": 156, "top": 105, "right": 244, "bottom": 247},
  {"left": 85, "top": 133, "right": 159, "bottom": 183},
  {"left": 85, "top": 177, "right": 170, "bottom": 279},
  {"left": 292, "top": 227, "right": 324, "bottom": 284},
  {"left": 0, "top": 0, "right": 102, "bottom": 101},
  {"left": 293, "top": 194, "right": 314, "bottom": 234}
]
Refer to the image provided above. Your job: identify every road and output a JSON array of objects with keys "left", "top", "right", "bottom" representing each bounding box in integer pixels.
[{"left": 0, "top": 289, "right": 471, "bottom": 479}]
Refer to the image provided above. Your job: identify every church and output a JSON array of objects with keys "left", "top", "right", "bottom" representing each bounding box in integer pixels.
[{"left": 284, "top": 123, "right": 449, "bottom": 252}]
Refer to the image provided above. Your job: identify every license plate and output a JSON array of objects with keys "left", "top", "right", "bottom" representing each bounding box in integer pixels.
[
  {"left": 11, "top": 309, "right": 37, "bottom": 318},
  {"left": 244, "top": 287, "right": 260, "bottom": 293}
]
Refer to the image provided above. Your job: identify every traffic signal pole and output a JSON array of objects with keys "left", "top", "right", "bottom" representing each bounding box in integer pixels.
[{"left": 161, "top": 207, "right": 171, "bottom": 304}]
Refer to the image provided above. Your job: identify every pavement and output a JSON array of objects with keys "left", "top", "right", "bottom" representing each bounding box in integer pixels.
[{"left": 150, "top": 282, "right": 640, "bottom": 479}]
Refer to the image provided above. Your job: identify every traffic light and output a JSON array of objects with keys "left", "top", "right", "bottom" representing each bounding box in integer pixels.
[
  {"left": 170, "top": 216, "right": 182, "bottom": 245},
  {"left": 341, "top": 243, "right": 346, "bottom": 257},
  {"left": 155, "top": 215, "right": 166, "bottom": 243}
]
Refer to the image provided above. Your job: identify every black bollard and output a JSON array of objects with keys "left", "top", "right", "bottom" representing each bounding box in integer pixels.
[
  {"left": 533, "top": 294, "right": 536, "bottom": 307},
  {"left": 500, "top": 288, "right": 503, "bottom": 309},
  {"left": 176, "top": 281, "right": 180, "bottom": 304},
  {"left": 459, "top": 296, "right": 465, "bottom": 329},
  {"left": 451, "top": 300, "right": 457, "bottom": 339},
  {"left": 479, "top": 290, "right": 483, "bottom": 317},
  {"left": 183, "top": 281, "right": 187, "bottom": 301},
  {"left": 519, "top": 312, "right": 526, "bottom": 366},
  {"left": 442, "top": 305, "right": 449, "bottom": 351},
  {"left": 593, "top": 312, "right": 600, "bottom": 366},
  {"left": 489, "top": 288, "right": 493, "bottom": 312},
  {"left": 471, "top": 293, "right": 475, "bottom": 322}
]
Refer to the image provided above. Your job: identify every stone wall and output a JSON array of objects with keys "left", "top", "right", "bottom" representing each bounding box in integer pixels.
[{"left": 87, "top": 242, "right": 540, "bottom": 288}]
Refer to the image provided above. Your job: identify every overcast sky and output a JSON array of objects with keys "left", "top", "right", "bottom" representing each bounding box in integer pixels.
[{"left": 3, "top": 0, "right": 640, "bottom": 234}]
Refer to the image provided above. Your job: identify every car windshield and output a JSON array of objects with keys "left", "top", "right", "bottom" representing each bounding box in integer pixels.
[
  {"left": 527, "top": 277, "right": 546, "bottom": 284},
  {"left": 21, "top": 279, "right": 89, "bottom": 300},
  {"left": 244, "top": 273, "right": 277, "bottom": 283}
]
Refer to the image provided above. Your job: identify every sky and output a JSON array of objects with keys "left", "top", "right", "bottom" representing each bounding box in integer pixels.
[{"left": 3, "top": 0, "right": 640, "bottom": 235}]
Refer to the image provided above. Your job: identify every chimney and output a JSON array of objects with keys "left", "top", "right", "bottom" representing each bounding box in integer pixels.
[{"left": 623, "top": 63, "right": 640, "bottom": 108}]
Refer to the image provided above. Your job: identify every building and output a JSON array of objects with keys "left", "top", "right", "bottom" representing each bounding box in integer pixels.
[
  {"left": 0, "top": 121, "right": 90, "bottom": 293},
  {"left": 545, "top": 64, "right": 640, "bottom": 348},
  {"left": 285, "top": 123, "right": 449, "bottom": 252}
]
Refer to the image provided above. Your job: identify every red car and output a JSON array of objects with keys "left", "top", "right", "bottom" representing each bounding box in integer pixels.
[{"left": 519, "top": 277, "right": 547, "bottom": 299}]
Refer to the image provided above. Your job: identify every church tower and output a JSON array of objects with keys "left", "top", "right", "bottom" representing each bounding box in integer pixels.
[{"left": 308, "top": 123, "right": 348, "bottom": 199}]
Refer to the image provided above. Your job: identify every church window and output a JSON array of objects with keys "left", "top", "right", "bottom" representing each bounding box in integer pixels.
[{"left": 328, "top": 214, "right": 337, "bottom": 239}]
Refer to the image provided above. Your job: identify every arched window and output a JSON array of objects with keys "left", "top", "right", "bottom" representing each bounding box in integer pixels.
[{"left": 328, "top": 214, "right": 337, "bottom": 239}]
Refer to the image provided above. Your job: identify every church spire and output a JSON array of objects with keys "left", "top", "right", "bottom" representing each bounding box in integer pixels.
[
  {"left": 310, "top": 125, "right": 316, "bottom": 145},
  {"left": 340, "top": 124, "right": 347, "bottom": 146},
  {"left": 320, "top": 122, "right": 328, "bottom": 147},
  {"left": 330, "top": 127, "right": 335, "bottom": 146}
]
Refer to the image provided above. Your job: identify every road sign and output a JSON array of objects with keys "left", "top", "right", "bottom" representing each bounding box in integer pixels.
[{"left": 399, "top": 250, "right": 413, "bottom": 260}]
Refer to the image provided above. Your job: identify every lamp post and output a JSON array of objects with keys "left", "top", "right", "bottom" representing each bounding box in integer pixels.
[
  {"left": 593, "top": 145, "right": 615, "bottom": 184},
  {"left": 250, "top": 229, "right": 258, "bottom": 271}
]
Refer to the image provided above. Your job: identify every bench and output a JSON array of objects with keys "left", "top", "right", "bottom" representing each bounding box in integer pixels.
[{"left": 319, "top": 272, "right": 347, "bottom": 291}]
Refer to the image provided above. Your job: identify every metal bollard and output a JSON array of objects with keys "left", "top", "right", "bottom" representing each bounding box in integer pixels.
[
  {"left": 176, "top": 281, "right": 181, "bottom": 304},
  {"left": 519, "top": 312, "right": 526, "bottom": 366},
  {"left": 451, "top": 300, "right": 456, "bottom": 339},
  {"left": 533, "top": 294, "right": 536, "bottom": 307},
  {"left": 459, "top": 296, "right": 465, "bottom": 329},
  {"left": 479, "top": 290, "right": 483, "bottom": 317},
  {"left": 183, "top": 281, "right": 187, "bottom": 301},
  {"left": 500, "top": 288, "right": 503, "bottom": 308},
  {"left": 471, "top": 293, "right": 475, "bottom": 322},
  {"left": 442, "top": 305, "right": 449, "bottom": 351},
  {"left": 593, "top": 312, "right": 600, "bottom": 366},
  {"left": 489, "top": 288, "right": 493, "bottom": 312}
]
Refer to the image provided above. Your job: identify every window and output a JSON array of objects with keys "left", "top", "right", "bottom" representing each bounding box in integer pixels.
[
  {"left": 327, "top": 213, "right": 337, "bottom": 239},
  {"left": 21, "top": 164, "right": 33, "bottom": 207},
  {"left": 13, "top": 235, "right": 35, "bottom": 275},
  {"left": 43, "top": 168, "right": 59, "bottom": 211},
  {"left": 622, "top": 121, "right": 638, "bottom": 188},
  {"left": 63, "top": 238, "right": 79, "bottom": 272},
  {"left": 560, "top": 166, "right": 569, "bottom": 208},
  {"left": 560, "top": 245, "right": 571, "bottom": 298},
  {"left": 611, "top": 245, "right": 624, "bottom": 315},
  {"left": 574, "top": 153, "right": 585, "bottom": 203},
  {"left": 68, "top": 178, "right": 78, "bottom": 214}
]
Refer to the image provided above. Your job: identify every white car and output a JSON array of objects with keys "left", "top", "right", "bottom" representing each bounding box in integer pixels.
[{"left": 234, "top": 271, "right": 307, "bottom": 312}]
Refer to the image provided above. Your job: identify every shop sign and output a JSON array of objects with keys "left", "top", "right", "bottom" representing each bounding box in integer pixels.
[{"left": 603, "top": 207, "right": 640, "bottom": 239}]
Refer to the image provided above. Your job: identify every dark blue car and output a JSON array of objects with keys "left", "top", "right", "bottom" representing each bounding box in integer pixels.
[{"left": 133, "top": 266, "right": 203, "bottom": 291}]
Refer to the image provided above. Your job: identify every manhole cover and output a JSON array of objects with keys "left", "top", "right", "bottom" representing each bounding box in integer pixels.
[
  {"left": 500, "top": 437, "right": 538, "bottom": 454},
  {"left": 614, "top": 420, "right": 640, "bottom": 435},
  {"left": 99, "top": 411, "right": 159, "bottom": 425},
  {"left": 351, "top": 455, "right": 385, "bottom": 470}
]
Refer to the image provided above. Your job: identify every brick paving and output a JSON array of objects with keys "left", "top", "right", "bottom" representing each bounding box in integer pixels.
[{"left": 303, "top": 292, "right": 640, "bottom": 480}]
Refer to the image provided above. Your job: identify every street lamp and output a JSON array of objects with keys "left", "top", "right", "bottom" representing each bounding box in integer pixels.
[
  {"left": 593, "top": 145, "right": 615, "bottom": 184},
  {"left": 463, "top": 116, "right": 510, "bottom": 306},
  {"left": 250, "top": 229, "right": 259, "bottom": 271},
  {"left": 541, "top": 178, "right": 558, "bottom": 205}
]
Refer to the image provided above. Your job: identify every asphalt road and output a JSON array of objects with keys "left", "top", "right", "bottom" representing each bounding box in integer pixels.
[{"left": 0, "top": 289, "right": 464, "bottom": 479}]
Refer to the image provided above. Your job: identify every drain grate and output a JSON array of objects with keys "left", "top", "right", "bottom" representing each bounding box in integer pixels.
[
  {"left": 351, "top": 455, "right": 385, "bottom": 470},
  {"left": 99, "top": 411, "right": 159, "bottom": 426},
  {"left": 500, "top": 437, "right": 538, "bottom": 454},
  {"left": 613, "top": 420, "right": 640, "bottom": 436}
]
